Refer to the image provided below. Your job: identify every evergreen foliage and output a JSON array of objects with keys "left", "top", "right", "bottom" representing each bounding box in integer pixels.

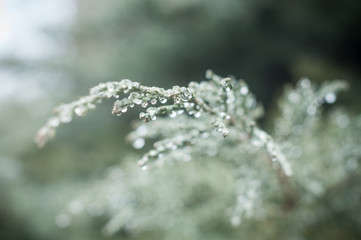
[{"left": 36, "top": 71, "right": 360, "bottom": 239}]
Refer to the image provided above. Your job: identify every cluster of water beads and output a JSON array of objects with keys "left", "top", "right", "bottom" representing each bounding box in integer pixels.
[
  {"left": 135, "top": 130, "right": 205, "bottom": 170},
  {"left": 213, "top": 119, "right": 230, "bottom": 138}
]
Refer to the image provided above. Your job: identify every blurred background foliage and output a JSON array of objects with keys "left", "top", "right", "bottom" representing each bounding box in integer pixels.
[{"left": 0, "top": 0, "right": 360, "bottom": 239}]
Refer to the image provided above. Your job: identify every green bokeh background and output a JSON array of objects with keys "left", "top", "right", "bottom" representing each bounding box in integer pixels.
[{"left": 1, "top": 0, "right": 360, "bottom": 239}]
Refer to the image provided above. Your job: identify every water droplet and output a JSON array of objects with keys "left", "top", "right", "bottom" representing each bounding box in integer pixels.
[
  {"left": 87, "top": 103, "right": 96, "bottom": 109},
  {"left": 59, "top": 113, "right": 72, "bottom": 123},
  {"left": 151, "top": 98, "right": 157, "bottom": 105},
  {"left": 74, "top": 106, "right": 87, "bottom": 116},
  {"left": 246, "top": 98, "right": 256, "bottom": 108},
  {"left": 205, "top": 70, "right": 213, "bottom": 79},
  {"left": 147, "top": 107, "right": 156, "bottom": 115},
  {"left": 288, "top": 92, "right": 300, "bottom": 103},
  {"left": 141, "top": 102, "right": 148, "bottom": 108},
  {"left": 222, "top": 128, "right": 230, "bottom": 137},
  {"left": 139, "top": 112, "right": 146, "bottom": 119},
  {"left": 240, "top": 86, "right": 249, "bottom": 95},
  {"left": 156, "top": 144, "right": 165, "bottom": 152},
  {"left": 177, "top": 110, "right": 184, "bottom": 115},
  {"left": 56, "top": 214, "right": 70, "bottom": 228},
  {"left": 174, "top": 97, "right": 181, "bottom": 104},
  {"left": 48, "top": 118, "right": 60, "bottom": 127},
  {"left": 201, "top": 132, "right": 210, "bottom": 138},
  {"left": 138, "top": 157, "right": 148, "bottom": 166},
  {"left": 300, "top": 78, "right": 311, "bottom": 88},
  {"left": 136, "top": 125, "right": 148, "bottom": 135},
  {"left": 149, "top": 150, "right": 157, "bottom": 156},
  {"left": 133, "top": 138, "right": 145, "bottom": 149},
  {"left": 132, "top": 82, "right": 140, "bottom": 88},
  {"left": 141, "top": 165, "right": 148, "bottom": 171},
  {"left": 251, "top": 138, "right": 263, "bottom": 148},
  {"left": 164, "top": 90, "right": 172, "bottom": 98},
  {"left": 107, "top": 85, "right": 115, "bottom": 92},
  {"left": 159, "top": 97, "right": 167, "bottom": 104},
  {"left": 130, "top": 92, "right": 142, "bottom": 105},
  {"left": 194, "top": 112, "right": 201, "bottom": 118},
  {"left": 325, "top": 92, "right": 336, "bottom": 104},
  {"left": 307, "top": 105, "right": 317, "bottom": 116},
  {"left": 170, "top": 111, "right": 177, "bottom": 118},
  {"left": 121, "top": 107, "right": 128, "bottom": 113}
]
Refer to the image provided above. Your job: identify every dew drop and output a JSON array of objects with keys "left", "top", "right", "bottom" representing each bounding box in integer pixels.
[
  {"left": 149, "top": 150, "right": 157, "bottom": 156},
  {"left": 245, "top": 98, "right": 256, "bottom": 108},
  {"left": 325, "top": 92, "right": 336, "bottom": 104},
  {"left": 133, "top": 138, "right": 145, "bottom": 149},
  {"left": 48, "top": 118, "right": 60, "bottom": 127},
  {"left": 201, "top": 132, "right": 210, "bottom": 138},
  {"left": 159, "top": 97, "right": 167, "bottom": 104},
  {"left": 139, "top": 112, "right": 146, "bottom": 119},
  {"left": 59, "top": 114, "right": 72, "bottom": 123},
  {"left": 141, "top": 102, "right": 148, "bottom": 108},
  {"left": 107, "top": 85, "right": 115, "bottom": 92},
  {"left": 300, "top": 78, "right": 311, "bottom": 88},
  {"left": 240, "top": 86, "right": 249, "bottom": 95},
  {"left": 164, "top": 90, "right": 172, "bottom": 98},
  {"left": 194, "top": 112, "right": 201, "bottom": 118},
  {"left": 170, "top": 111, "right": 177, "bottom": 118},
  {"left": 141, "top": 165, "right": 148, "bottom": 171},
  {"left": 74, "top": 106, "right": 87, "bottom": 116},
  {"left": 136, "top": 125, "right": 148, "bottom": 135},
  {"left": 130, "top": 92, "right": 142, "bottom": 105},
  {"left": 174, "top": 97, "right": 181, "bottom": 104},
  {"left": 132, "top": 82, "right": 140, "bottom": 88},
  {"left": 121, "top": 107, "right": 128, "bottom": 113},
  {"left": 205, "top": 70, "right": 213, "bottom": 79},
  {"left": 307, "top": 105, "right": 317, "bottom": 116},
  {"left": 151, "top": 99, "right": 157, "bottom": 105},
  {"left": 288, "top": 92, "right": 300, "bottom": 103},
  {"left": 148, "top": 108, "right": 156, "bottom": 115}
]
